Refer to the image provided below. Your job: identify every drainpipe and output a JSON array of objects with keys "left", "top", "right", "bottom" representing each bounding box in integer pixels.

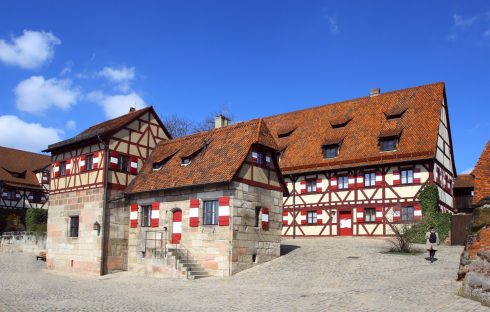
[
  {"left": 290, "top": 175, "right": 297, "bottom": 239},
  {"left": 97, "top": 135, "right": 109, "bottom": 275}
]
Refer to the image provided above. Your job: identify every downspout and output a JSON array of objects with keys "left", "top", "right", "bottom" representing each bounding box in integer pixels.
[
  {"left": 290, "top": 175, "right": 297, "bottom": 239},
  {"left": 97, "top": 135, "right": 109, "bottom": 275}
]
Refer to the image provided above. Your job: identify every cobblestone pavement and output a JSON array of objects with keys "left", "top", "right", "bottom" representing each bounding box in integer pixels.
[{"left": 0, "top": 238, "right": 487, "bottom": 312}]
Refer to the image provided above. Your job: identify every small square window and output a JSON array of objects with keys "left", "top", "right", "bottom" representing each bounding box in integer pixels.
[
  {"left": 306, "top": 179, "right": 317, "bottom": 193},
  {"left": 307, "top": 211, "right": 317, "bottom": 224},
  {"left": 338, "top": 176, "right": 349, "bottom": 189},
  {"left": 323, "top": 145, "right": 339, "bottom": 159},
  {"left": 203, "top": 200, "right": 219, "bottom": 225},
  {"left": 401, "top": 206, "right": 414, "bottom": 222},
  {"left": 86, "top": 154, "right": 94, "bottom": 171},
  {"left": 141, "top": 205, "right": 151, "bottom": 227},
  {"left": 401, "top": 169, "right": 413, "bottom": 184},
  {"left": 69, "top": 216, "right": 79, "bottom": 238},
  {"left": 364, "top": 173, "right": 376, "bottom": 187},
  {"left": 380, "top": 138, "right": 397, "bottom": 152},
  {"left": 364, "top": 208, "right": 376, "bottom": 222},
  {"left": 59, "top": 161, "right": 67, "bottom": 176}
]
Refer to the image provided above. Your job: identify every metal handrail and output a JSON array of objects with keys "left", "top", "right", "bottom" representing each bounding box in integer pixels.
[{"left": 144, "top": 230, "right": 168, "bottom": 259}]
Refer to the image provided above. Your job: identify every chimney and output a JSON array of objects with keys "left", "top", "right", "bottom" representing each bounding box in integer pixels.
[
  {"left": 215, "top": 115, "right": 230, "bottom": 129},
  {"left": 370, "top": 88, "right": 380, "bottom": 97},
  {"left": 129, "top": 107, "right": 136, "bottom": 113}
]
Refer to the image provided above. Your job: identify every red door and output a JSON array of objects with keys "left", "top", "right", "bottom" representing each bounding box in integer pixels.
[
  {"left": 339, "top": 211, "right": 353, "bottom": 236},
  {"left": 171, "top": 210, "right": 182, "bottom": 244}
]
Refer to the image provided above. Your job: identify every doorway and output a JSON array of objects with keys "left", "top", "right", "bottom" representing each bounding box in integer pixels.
[
  {"left": 171, "top": 210, "right": 182, "bottom": 244},
  {"left": 339, "top": 210, "right": 352, "bottom": 236}
]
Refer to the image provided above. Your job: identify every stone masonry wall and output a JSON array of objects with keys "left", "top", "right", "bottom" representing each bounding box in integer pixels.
[
  {"left": 105, "top": 190, "right": 129, "bottom": 273},
  {"left": 47, "top": 188, "right": 104, "bottom": 275},
  {"left": 231, "top": 181, "right": 282, "bottom": 274}
]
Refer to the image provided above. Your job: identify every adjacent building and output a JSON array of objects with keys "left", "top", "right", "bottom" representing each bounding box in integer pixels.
[
  {"left": 264, "top": 82, "right": 456, "bottom": 237},
  {"left": 44, "top": 107, "right": 170, "bottom": 275},
  {"left": 0, "top": 146, "right": 50, "bottom": 232},
  {"left": 125, "top": 118, "right": 286, "bottom": 277},
  {"left": 472, "top": 140, "right": 490, "bottom": 206}
]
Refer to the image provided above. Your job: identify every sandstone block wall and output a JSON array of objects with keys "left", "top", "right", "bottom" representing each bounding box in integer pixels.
[{"left": 46, "top": 188, "right": 104, "bottom": 275}]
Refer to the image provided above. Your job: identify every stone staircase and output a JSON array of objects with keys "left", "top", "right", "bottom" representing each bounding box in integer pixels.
[{"left": 167, "top": 247, "right": 210, "bottom": 280}]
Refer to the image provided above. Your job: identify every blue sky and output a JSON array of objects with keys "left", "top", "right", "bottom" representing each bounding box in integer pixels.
[{"left": 0, "top": 1, "right": 488, "bottom": 174}]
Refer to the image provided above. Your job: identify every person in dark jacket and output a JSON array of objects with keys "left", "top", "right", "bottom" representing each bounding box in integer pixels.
[{"left": 425, "top": 226, "right": 440, "bottom": 263}]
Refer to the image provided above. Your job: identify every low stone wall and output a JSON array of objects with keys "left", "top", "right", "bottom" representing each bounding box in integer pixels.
[
  {"left": 0, "top": 231, "right": 46, "bottom": 254},
  {"left": 458, "top": 226, "right": 490, "bottom": 306}
]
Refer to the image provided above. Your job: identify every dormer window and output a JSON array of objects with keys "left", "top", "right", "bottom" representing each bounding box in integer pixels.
[
  {"left": 330, "top": 117, "right": 351, "bottom": 129},
  {"left": 180, "top": 146, "right": 204, "bottom": 167},
  {"left": 380, "top": 137, "right": 398, "bottom": 152},
  {"left": 181, "top": 157, "right": 192, "bottom": 166},
  {"left": 153, "top": 161, "right": 164, "bottom": 171},
  {"left": 277, "top": 126, "right": 296, "bottom": 138},
  {"left": 323, "top": 144, "right": 340, "bottom": 159},
  {"left": 384, "top": 106, "right": 407, "bottom": 120}
]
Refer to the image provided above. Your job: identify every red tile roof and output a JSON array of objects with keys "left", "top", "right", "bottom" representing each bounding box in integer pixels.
[
  {"left": 264, "top": 82, "right": 447, "bottom": 174},
  {"left": 0, "top": 146, "right": 50, "bottom": 188},
  {"left": 126, "top": 119, "right": 281, "bottom": 194},
  {"left": 454, "top": 174, "right": 474, "bottom": 189},
  {"left": 44, "top": 106, "right": 171, "bottom": 152},
  {"left": 473, "top": 140, "right": 490, "bottom": 205}
]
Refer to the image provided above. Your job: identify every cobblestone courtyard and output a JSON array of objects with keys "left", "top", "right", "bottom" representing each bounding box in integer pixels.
[{"left": 0, "top": 238, "right": 487, "bottom": 311}]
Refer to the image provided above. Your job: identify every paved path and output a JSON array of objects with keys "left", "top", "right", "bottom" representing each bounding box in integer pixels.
[{"left": 0, "top": 238, "right": 486, "bottom": 311}]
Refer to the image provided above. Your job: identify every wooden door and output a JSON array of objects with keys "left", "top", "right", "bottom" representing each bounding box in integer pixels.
[
  {"left": 171, "top": 210, "right": 182, "bottom": 244},
  {"left": 339, "top": 211, "right": 352, "bottom": 236}
]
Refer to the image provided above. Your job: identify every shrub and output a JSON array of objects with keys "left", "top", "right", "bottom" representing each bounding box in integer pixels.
[{"left": 25, "top": 208, "right": 48, "bottom": 232}]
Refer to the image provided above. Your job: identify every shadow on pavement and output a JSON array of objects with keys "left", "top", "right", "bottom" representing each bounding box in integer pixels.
[{"left": 280, "top": 244, "right": 300, "bottom": 256}]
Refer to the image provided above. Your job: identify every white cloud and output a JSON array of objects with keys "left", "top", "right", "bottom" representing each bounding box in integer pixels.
[
  {"left": 14, "top": 76, "right": 80, "bottom": 114},
  {"left": 98, "top": 66, "right": 135, "bottom": 92},
  {"left": 0, "top": 115, "right": 62, "bottom": 152},
  {"left": 88, "top": 91, "right": 146, "bottom": 118},
  {"left": 453, "top": 14, "right": 477, "bottom": 28},
  {"left": 326, "top": 16, "right": 339, "bottom": 34},
  {"left": 65, "top": 120, "right": 76, "bottom": 130},
  {"left": 0, "top": 30, "right": 60, "bottom": 69}
]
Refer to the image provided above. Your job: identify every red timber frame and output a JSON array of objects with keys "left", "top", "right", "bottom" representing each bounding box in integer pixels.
[
  {"left": 50, "top": 111, "right": 168, "bottom": 194},
  {"left": 282, "top": 160, "right": 437, "bottom": 238}
]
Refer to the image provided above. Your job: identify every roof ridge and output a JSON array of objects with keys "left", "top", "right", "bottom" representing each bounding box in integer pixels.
[
  {"left": 78, "top": 106, "right": 152, "bottom": 134},
  {"left": 264, "top": 81, "right": 445, "bottom": 121},
  {"left": 0, "top": 146, "right": 50, "bottom": 158}
]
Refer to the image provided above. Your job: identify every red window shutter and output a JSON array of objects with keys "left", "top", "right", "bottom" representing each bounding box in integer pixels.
[
  {"left": 393, "top": 170, "right": 400, "bottom": 185},
  {"left": 65, "top": 159, "right": 71, "bottom": 175},
  {"left": 357, "top": 208, "right": 364, "bottom": 223},
  {"left": 316, "top": 210, "right": 323, "bottom": 224},
  {"left": 375, "top": 207, "right": 383, "bottom": 223},
  {"left": 414, "top": 204, "right": 422, "bottom": 221},
  {"left": 261, "top": 207, "right": 269, "bottom": 230},
  {"left": 356, "top": 175, "right": 364, "bottom": 188},
  {"left": 93, "top": 151, "right": 99, "bottom": 169},
  {"left": 151, "top": 202, "right": 160, "bottom": 227},
  {"left": 189, "top": 199, "right": 200, "bottom": 227},
  {"left": 129, "top": 156, "right": 138, "bottom": 174},
  {"left": 130, "top": 203, "right": 138, "bottom": 228},
  {"left": 393, "top": 207, "right": 401, "bottom": 222},
  {"left": 109, "top": 151, "right": 119, "bottom": 170},
  {"left": 300, "top": 180, "right": 307, "bottom": 194},
  {"left": 330, "top": 177, "right": 338, "bottom": 191},
  {"left": 375, "top": 172, "right": 383, "bottom": 186},
  {"left": 218, "top": 196, "right": 230, "bottom": 226},
  {"left": 301, "top": 210, "right": 307, "bottom": 225},
  {"left": 414, "top": 168, "right": 421, "bottom": 184},
  {"left": 282, "top": 211, "right": 289, "bottom": 226},
  {"left": 316, "top": 179, "right": 322, "bottom": 193},
  {"left": 348, "top": 175, "right": 355, "bottom": 189},
  {"left": 80, "top": 155, "right": 86, "bottom": 171},
  {"left": 54, "top": 162, "right": 60, "bottom": 178}
]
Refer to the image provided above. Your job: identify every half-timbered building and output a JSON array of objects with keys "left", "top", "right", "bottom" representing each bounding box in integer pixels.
[
  {"left": 0, "top": 146, "right": 50, "bottom": 232},
  {"left": 264, "top": 82, "right": 456, "bottom": 237},
  {"left": 44, "top": 107, "right": 170, "bottom": 275},
  {"left": 125, "top": 118, "right": 285, "bottom": 277}
]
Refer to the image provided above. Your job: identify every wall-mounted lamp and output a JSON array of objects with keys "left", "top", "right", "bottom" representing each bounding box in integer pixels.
[
  {"left": 331, "top": 210, "right": 336, "bottom": 217},
  {"left": 93, "top": 221, "right": 101, "bottom": 236}
]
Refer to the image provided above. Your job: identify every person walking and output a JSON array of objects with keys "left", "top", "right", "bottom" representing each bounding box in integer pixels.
[{"left": 425, "top": 226, "right": 439, "bottom": 263}]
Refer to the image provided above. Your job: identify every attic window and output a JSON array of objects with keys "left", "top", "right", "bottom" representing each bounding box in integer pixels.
[
  {"left": 330, "top": 117, "right": 351, "bottom": 129},
  {"left": 181, "top": 157, "right": 192, "bottom": 166},
  {"left": 277, "top": 126, "right": 296, "bottom": 138},
  {"left": 181, "top": 147, "right": 204, "bottom": 167},
  {"left": 5, "top": 169, "right": 26, "bottom": 179},
  {"left": 152, "top": 152, "right": 178, "bottom": 171},
  {"left": 322, "top": 144, "right": 340, "bottom": 159},
  {"left": 384, "top": 107, "right": 407, "bottom": 120},
  {"left": 380, "top": 137, "right": 398, "bottom": 152}
]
